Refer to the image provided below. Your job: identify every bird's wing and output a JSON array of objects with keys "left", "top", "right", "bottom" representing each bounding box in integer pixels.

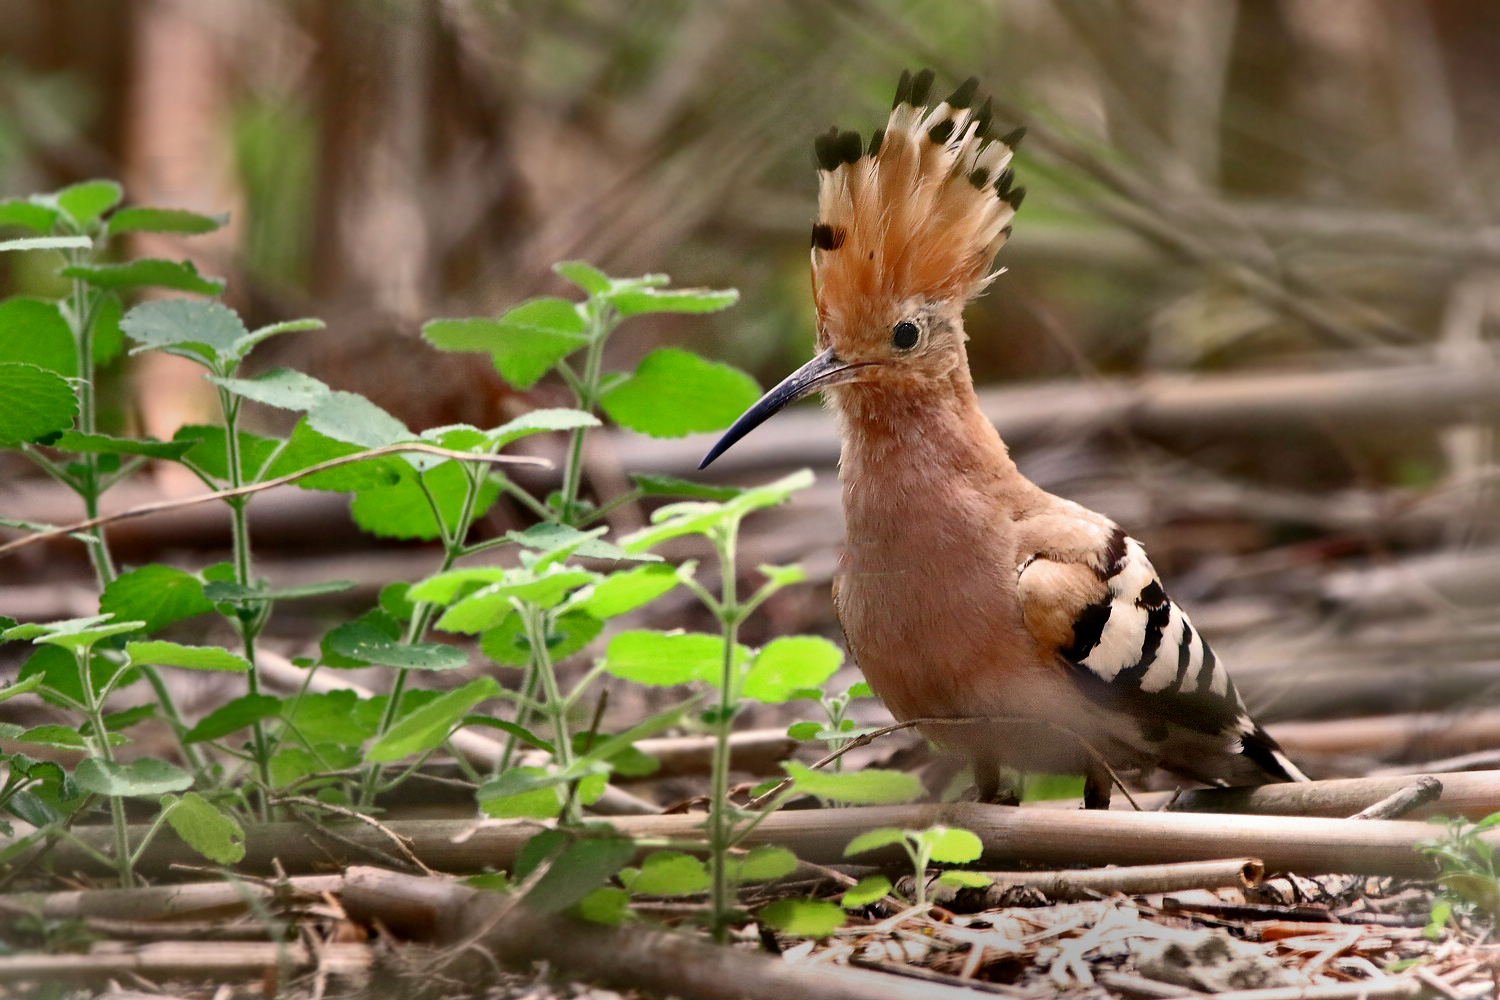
[{"left": 1016, "top": 524, "right": 1306, "bottom": 786}]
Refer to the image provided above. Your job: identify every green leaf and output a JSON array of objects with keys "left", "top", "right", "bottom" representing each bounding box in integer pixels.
[
  {"left": 262, "top": 418, "right": 400, "bottom": 492},
  {"left": 324, "top": 619, "right": 468, "bottom": 671},
  {"left": 210, "top": 367, "right": 329, "bottom": 411},
  {"left": 843, "top": 827, "right": 910, "bottom": 857},
  {"left": 182, "top": 693, "right": 282, "bottom": 744},
  {"left": 307, "top": 391, "right": 409, "bottom": 449},
  {"left": 0, "top": 298, "right": 75, "bottom": 375},
  {"left": 173, "top": 425, "right": 279, "bottom": 481},
  {"left": 630, "top": 474, "right": 744, "bottom": 502},
  {"left": 203, "top": 579, "right": 354, "bottom": 605},
  {"left": 522, "top": 835, "right": 638, "bottom": 915},
  {"left": 841, "top": 875, "right": 893, "bottom": 908},
  {"left": 106, "top": 207, "right": 228, "bottom": 237},
  {"left": 506, "top": 522, "right": 646, "bottom": 566},
  {"left": 91, "top": 293, "right": 125, "bottom": 365},
  {"left": 576, "top": 886, "right": 630, "bottom": 925},
  {"left": 100, "top": 565, "right": 213, "bottom": 635},
  {"left": 0, "top": 199, "right": 59, "bottom": 233},
  {"left": 786, "top": 721, "right": 822, "bottom": 741},
  {"left": 937, "top": 870, "right": 992, "bottom": 889},
  {"left": 476, "top": 765, "right": 565, "bottom": 819},
  {"left": 743, "top": 636, "right": 842, "bottom": 703},
  {"left": 922, "top": 826, "right": 984, "bottom": 864},
  {"left": 52, "top": 432, "right": 196, "bottom": 461},
  {"left": 757, "top": 898, "right": 843, "bottom": 938},
  {"left": 55, "top": 180, "right": 122, "bottom": 227},
  {"left": 365, "top": 676, "right": 500, "bottom": 763},
  {"left": 436, "top": 569, "right": 598, "bottom": 632},
  {"left": 732, "top": 845, "right": 798, "bottom": 883},
  {"left": 552, "top": 260, "right": 612, "bottom": 295},
  {"left": 599, "top": 348, "right": 759, "bottom": 438},
  {"left": 480, "top": 609, "right": 601, "bottom": 667},
  {"left": 165, "top": 791, "right": 245, "bottom": 864},
  {"left": 1022, "top": 772, "right": 1087, "bottom": 802},
  {"left": 407, "top": 567, "right": 507, "bottom": 605},
  {"left": 283, "top": 690, "right": 377, "bottom": 747},
  {"left": 350, "top": 460, "right": 497, "bottom": 541},
  {"left": 788, "top": 762, "right": 922, "bottom": 806},
  {"left": 488, "top": 407, "right": 599, "bottom": 449},
  {"left": 15, "top": 725, "right": 88, "bottom": 749},
  {"left": 423, "top": 298, "right": 588, "bottom": 390},
  {"left": 609, "top": 285, "right": 738, "bottom": 317},
  {"left": 6, "top": 614, "right": 145, "bottom": 652},
  {"left": 621, "top": 470, "right": 814, "bottom": 552},
  {"left": 73, "top": 757, "right": 192, "bottom": 798},
  {"left": 847, "top": 682, "right": 874, "bottom": 699},
  {"left": 624, "top": 851, "right": 710, "bottom": 896},
  {"left": 602, "top": 630, "right": 747, "bottom": 686},
  {"left": 576, "top": 564, "right": 680, "bottom": 619},
  {"left": 65, "top": 259, "right": 224, "bottom": 297},
  {"left": 0, "top": 674, "right": 44, "bottom": 705},
  {"left": 0, "top": 362, "right": 78, "bottom": 445},
  {"left": 126, "top": 640, "right": 250, "bottom": 672},
  {"left": 463, "top": 717, "right": 554, "bottom": 754},
  {"left": 121, "top": 299, "right": 246, "bottom": 367},
  {"left": 0, "top": 235, "right": 90, "bottom": 252}
]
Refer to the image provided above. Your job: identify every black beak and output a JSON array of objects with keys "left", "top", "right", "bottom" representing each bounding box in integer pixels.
[{"left": 699, "top": 347, "right": 862, "bottom": 469}]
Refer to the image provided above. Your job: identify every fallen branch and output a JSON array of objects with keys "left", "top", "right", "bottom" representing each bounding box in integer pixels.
[
  {"left": 911, "top": 858, "right": 1266, "bottom": 908},
  {"left": 337, "top": 865, "right": 993, "bottom": 1000},
  {"left": 0, "top": 940, "right": 371, "bottom": 986},
  {"left": 0, "top": 873, "right": 343, "bottom": 923}
]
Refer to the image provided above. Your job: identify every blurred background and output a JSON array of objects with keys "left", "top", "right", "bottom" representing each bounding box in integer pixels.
[{"left": 5, "top": 0, "right": 1500, "bottom": 779}]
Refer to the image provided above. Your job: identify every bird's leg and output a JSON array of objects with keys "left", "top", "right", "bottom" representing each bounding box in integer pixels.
[
  {"left": 972, "top": 747, "right": 1020, "bottom": 806},
  {"left": 1082, "top": 769, "right": 1113, "bottom": 810}
]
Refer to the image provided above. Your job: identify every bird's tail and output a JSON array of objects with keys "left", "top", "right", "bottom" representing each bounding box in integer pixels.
[{"left": 811, "top": 70, "right": 1026, "bottom": 326}]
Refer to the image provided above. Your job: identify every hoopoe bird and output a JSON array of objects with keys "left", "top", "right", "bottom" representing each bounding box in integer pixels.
[{"left": 700, "top": 70, "right": 1308, "bottom": 808}]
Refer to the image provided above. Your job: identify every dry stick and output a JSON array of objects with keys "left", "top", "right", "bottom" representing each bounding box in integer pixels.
[
  {"left": 0, "top": 443, "right": 550, "bottom": 559},
  {"left": 914, "top": 858, "right": 1267, "bottom": 908},
  {"left": 275, "top": 796, "right": 437, "bottom": 876},
  {"left": 43, "top": 800, "right": 1487, "bottom": 881},
  {"left": 338, "top": 865, "right": 990, "bottom": 1000},
  {"left": 0, "top": 874, "right": 345, "bottom": 923},
  {"left": 1158, "top": 770, "right": 1500, "bottom": 821},
  {"left": 0, "top": 941, "right": 372, "bottom": 986},
  {"left": 1348, "top": 777, "right": 1444, "bottom": 821}
]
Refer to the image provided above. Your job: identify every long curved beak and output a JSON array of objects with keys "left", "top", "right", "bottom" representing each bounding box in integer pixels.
[{"left": 699, "top": 347, "right": 863, "bottom": 469}]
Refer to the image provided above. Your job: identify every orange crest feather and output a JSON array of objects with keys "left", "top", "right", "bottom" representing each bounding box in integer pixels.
[{"left": 811, "top": 70, "right": 1025, "bottom": 337}]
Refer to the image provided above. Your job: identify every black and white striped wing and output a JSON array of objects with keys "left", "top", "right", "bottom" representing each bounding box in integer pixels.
[{"left": 1019, "top": 529, "right": 1305, "bottom": 787}]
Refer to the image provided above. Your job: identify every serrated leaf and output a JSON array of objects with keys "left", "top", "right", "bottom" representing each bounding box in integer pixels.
[
  {"left": 210, "top": 367, "right": 329, "bottom": 411},
  {"left": 262, "top": 418, "right": 400, "bottom": 492},
  {"left": 602, "top": 630, "right": 746, "bottom": 686},
  {"left": 522, "top": 835, "right": 638, "bottom": 915},
  {"left": 106, "top": 207, "right": 228, "bottom": 237},
  {"left": 937, "top": 870, "right": 992, "bottom": 889},
  {"left": 182, "top": 693, "right": 282, "bottom": 744},
  {"left": 841, "top": 875, "right": 893, "bottom": 908},
  {"left": 786, "top": 721, "right": 822, "bottom": 741},
  {"left": 408, "top": 567, "right": 507, "bottom": 604},
  {"left": 172, "top": 425, "right": 280, "bottom": 481},
  {"left": 576, "top": 886, "right": 630, "bottom": 925},
  {"left": 480, "top": 609, "right": 601, "bottom": 667},
  {"left": 126, "top": 640, "right": 250, "bottom": 672},
  {"left": 923, "top": 826, "right": 984, "bottom": 864},
  {"left": 625, "top": 851, "right": 709, "bottom": 896},
  {"left": 486, "top": 407, "right": 599, "bottom": 450},
  {"left": 365, "top": 676, "right": 500, "bottom": 763},
  {"left": 609, "top": 286, "right": 738, "bottom": 317},
  {"left": 65, "top": 259, "right": 224, "bottom": 296},
  {"left": 733, "top": 845, "right": 798, "bottom": 883},
  {"left": 788, "top": 762, "right": 922, "bottom": 805},
  {"left": 121, "top": 299, "right": 247, "bottom": 366},
  {"left": 576, "top": 564, "right": 680, "bottom": 619},
  {"left": 15, "top": 725, "right": 87, "bottom": 749},
  {"left": 843, "top": 827, "right": 909, "bottom": 857},
  {"left": 743, "top": 636, "right": 842, "bottom": 703},
  {"left": 350, "top": 460, "right": 499, "bottom": 541},
  {"left": 0, "top": 199, "right": 59, "bottom": 233},
  {"left": 0, "top": 362, "right": 78, "bottom": 445},
  {"left": 599, "top": 348, "right": 759, "bottom": 438},
  {"left": 621, "top": 470, "right": 813, "bottom": 552},
  {"left": 552, "top": 260, "right": 612, "bottom": 295},
  {"left": 100, "top": 566, "right": 213, "bottom": 635},
  {"left": 165, "top": 791, "right": 245, "bottom": 864},
  {"left": 91, "top": 292, "right": 125, "bottom": 365},
  {"left": 0, "top": 235, "right": 92, "bottom": 252},
  {"left": 506, "top": 522, "right": 647, "bottom": 566},
  {"left": 6, "top": 614, "right": 145, "bottom": 651},
  {"left": 74, "top": 757, "right": 192, "bottom": 798},
  {"left": 306, "top": 390, "right": 409, "bottom": 448},
  {"left": 757, "top": 898, "right": 843, "bottom": 938},
  {"left": 423, "top": 299, "right": 588, "bottom": 390},
  {"left": 476, "top": 765, "right": 565, "bottom": 819},
  {"left": 0, "top": 298, "right": 74, "bottom": 375},
  {"left": 630, "top": 474, "right": 743, "bottom": 501},
  {"left": 324, "top": 620, "right": 468, "bottom": 671},
  {"left": 52, "top": 431, "right": 196, "bottom": 461},
  {"left": 55, "top": 180, "right": 122, "bottom": 227},
  {"left": 436, "top": 569, "right": 598, "bottom": 631}
]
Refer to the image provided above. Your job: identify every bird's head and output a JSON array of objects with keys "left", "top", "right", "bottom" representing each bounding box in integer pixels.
[{"left": 701, "top": 70, "right": 1025, "bottom": 469}]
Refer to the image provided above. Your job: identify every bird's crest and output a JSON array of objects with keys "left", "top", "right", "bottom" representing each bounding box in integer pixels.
[{"left": 811, "top": 70, "right": 1025, "bottom": 336}]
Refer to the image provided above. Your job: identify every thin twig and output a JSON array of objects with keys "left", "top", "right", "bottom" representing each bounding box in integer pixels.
[
  {"left": 1348, "top": 777, "right": 1444, "bottom": 821},
  {"left": 0, "top": 442, "right": 550, "bottom": 558}
]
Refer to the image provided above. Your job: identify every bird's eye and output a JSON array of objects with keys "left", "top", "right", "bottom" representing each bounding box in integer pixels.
[{"left": 892, "top": 321, "right": 920, "bottom": 349}]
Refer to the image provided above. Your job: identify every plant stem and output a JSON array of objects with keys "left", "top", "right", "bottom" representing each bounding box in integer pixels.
[
  {"left": 521, "top": 604, "right": 578, "bottom": 825},
  {"left": 707, "top": 520, "right": 741, "bottom": 943},
  {"left": 76, "top": 647, "right": 132, "bottom": 887},
  {"left": 66, "top": 252, "right": 115, "bottom": 587},
  {"left": 557, "top": 303, "right": 613, "bottom": 524}
]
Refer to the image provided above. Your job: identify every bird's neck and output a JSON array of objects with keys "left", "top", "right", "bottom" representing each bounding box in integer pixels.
[{"left": 831, "top": 365, "right": 1039, "bottom": 513}]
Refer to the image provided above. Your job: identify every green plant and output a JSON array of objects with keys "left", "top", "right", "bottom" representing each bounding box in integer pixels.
[
  {"left": 1417, "top": 812, "right": 1500, "bottom": 939},
  {"left": 843, "top": 823, "right": 990, "bottom": 908},
  {"left": 786, "top": 680, "right": 876, "bottom": 772}
]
